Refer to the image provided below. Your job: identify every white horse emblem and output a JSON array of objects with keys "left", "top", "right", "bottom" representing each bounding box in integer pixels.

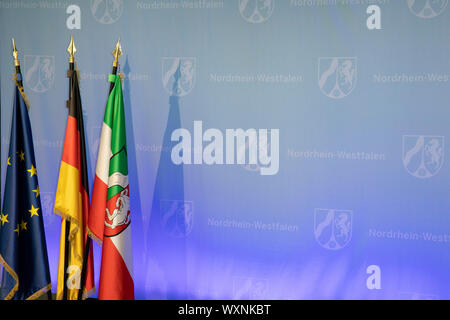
[{"left": 105, "top": 188, "right": 130, "bottom": 229}]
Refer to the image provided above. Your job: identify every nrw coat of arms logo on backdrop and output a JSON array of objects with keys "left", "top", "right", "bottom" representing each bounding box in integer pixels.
[
  {"left": 239, "top": 0, "right": 274, "bottom": 23},
  {"left": 318, "top": 57, "right": 357, "bottom": 99},
  {"left": 160, "top": 200, "right": 194, "bottom": 238},
  {"left": 162, "top": 58, "right": 196, "bottom": 97},
  {"left": 408, "top": 0, "right": 448, "bottom": 19},
  {"left": 24, "top": 55, "right": 55, "bottom": 93},
  {"left": 91, "top": 0, "right": 123, "bottom": 24},
  {"left": 403, "top": 135, "right": 444, "bottom": 178},
  {"left": 314, "top": 208, "right": 352, "bottom": 250}
]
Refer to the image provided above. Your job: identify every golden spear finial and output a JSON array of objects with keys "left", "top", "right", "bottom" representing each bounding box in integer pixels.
[
  {"left": 12, "top": 38, "right": 20, "bottom": 67},
  {"left": 112, "top": 38, "right": 122, "bottom": 68},
  {"left": 12, "top": 38, "right": 30, "bottom": 108},
  {"left": 67, "top": 36, "right": 77, "bottom": 64}
]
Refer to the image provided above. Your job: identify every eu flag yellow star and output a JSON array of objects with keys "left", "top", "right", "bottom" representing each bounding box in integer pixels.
[
  {"left": 7, "top": 157, "right": 11, "bottom": 166},
  {"left": 29, "top": 205, "right": 40, "bottom": 218},
  {"left": 14, "top": 224, "right": 20, "bottom": 236},
  {"left": 27, "top": 164, "right": 37, "bottom": 177},
  {"left": 20, "top": 219, "right": 28, "bottom": 231},
  {"left": 1, "top": 214, "right": 8, "bottom": 226},
  {"left": 18, "top": 150, "right": 25, "bottom": 161},
  {"left": 32, "top": 185, "right": 40, "bottom": 198}
]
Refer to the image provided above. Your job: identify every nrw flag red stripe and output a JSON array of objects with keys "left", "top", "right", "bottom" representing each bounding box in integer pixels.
[{"left": 89, "top": 74, "right": 134, "bottom": 300}]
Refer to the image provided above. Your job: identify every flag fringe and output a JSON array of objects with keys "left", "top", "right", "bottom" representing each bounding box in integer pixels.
[
  {"left": 13, "top": 81, "right": 30, "bottom": 110},
  {"left": 82, "top": 287, "right": 96, "bottom": 300},
  {"left": 54, "top": 209, "right": 81, "bottom": 243},
  {"left": 54, "top": 209, "right": 84, "bottom": 264},
  {"left": 87, "top": 226, "right": 103, "bottom": 246},
  {"left": 25, "top": 284, "right": 52, "bottom": 300},
  {"left": 1, "top": 253, "right": 52, "bottom": 300},
  {"left": 55, "top": 286, "right": 94, "bottom": 300},
  {"left": 0, "top": 253, "right": 19, "bottom": 300}
]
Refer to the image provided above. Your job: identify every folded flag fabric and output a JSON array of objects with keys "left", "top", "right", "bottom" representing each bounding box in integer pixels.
[
  {"left": 89, "top": 74, "right": 134, "bottom": 300},
  {"left": 0, "top": 84, "right": 51, "bottom": 300}
]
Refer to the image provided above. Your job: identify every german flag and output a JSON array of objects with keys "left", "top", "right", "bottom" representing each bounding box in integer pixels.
[{"left": 54, "top": 67, "right": 94, "bottom": 300}]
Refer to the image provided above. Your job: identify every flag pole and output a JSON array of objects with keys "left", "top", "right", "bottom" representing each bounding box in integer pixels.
[
  {"left": 110, "top": 38, "right": 122, "bottom": 92},
  {"left": 74, "top": 34, "right": 88, "bottom": 301},
  {"left": 62, "top": 36, "right": 76, "bottom": 300},
  {"left": 12, "top": 39, "right": 23, "bottom": 89},
  {"left": 11, "top": 39, "right": 53, "bottom": 301},
  {"left": 77, "top": 38, "right": 122, "bottom": 300}
]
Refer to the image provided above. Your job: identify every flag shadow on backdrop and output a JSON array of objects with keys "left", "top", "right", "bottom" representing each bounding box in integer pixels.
[{"left": 146, "top": 60, "right": 189, "bottom": 299}]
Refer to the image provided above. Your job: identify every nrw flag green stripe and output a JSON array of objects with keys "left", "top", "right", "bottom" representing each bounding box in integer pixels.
[{"left": 88, "top": 74, "right": 134, "bottom": 300}]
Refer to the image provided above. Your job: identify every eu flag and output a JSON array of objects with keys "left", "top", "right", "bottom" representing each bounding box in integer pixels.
[{"left": 0, "top": 84, "right": 51, "bottom": 300}]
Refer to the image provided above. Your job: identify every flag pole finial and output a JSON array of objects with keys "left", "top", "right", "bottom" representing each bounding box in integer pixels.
[
  {"left": 11, "top": 39, "right": 30, "bottom": 109},
  {"left": 112, "top": 38, "right": 122, "bottom": 68},
  {"left": 67, "top": 36, "right": 77, "bottom": 64},
  {"left": 12, "top": 38, "right": 20, "bottom": 67}
]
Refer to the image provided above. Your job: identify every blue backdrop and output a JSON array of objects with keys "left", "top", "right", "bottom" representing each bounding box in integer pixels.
[{"left": 1, "top": 0, "right": 449, "bottom": 300}]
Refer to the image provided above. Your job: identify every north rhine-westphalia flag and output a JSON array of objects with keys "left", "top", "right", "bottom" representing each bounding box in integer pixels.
[
  {"left": 54, "top": 68, "right": 95, "bottom": 300},
  {"left": 0, "top": 81, "right": 51, "bottom": 300},
  {"left": 89, "top": 74, "right": 134, "bottom": 300}
]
